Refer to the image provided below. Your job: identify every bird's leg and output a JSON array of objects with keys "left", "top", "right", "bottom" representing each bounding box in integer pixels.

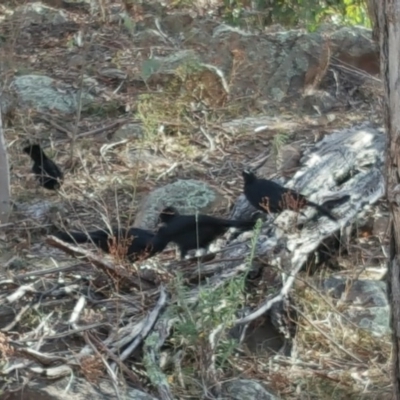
[
  {"left": 179, "top": 247, "right": 188, "bottom": 260},
  {"left": 259, "top": 197, "right": 273, "bottom": 217}
]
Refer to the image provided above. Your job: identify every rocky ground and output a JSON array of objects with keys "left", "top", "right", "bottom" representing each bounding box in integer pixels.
[{"left": 0, "top": 1, "right": 391, "bottom": 399}]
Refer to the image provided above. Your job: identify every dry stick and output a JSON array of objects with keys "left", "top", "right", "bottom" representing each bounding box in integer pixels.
[
  {"left": 114, "top": 286, "right": 168, "bottom": 364},
  {"left": 29, "top": 364, "right": 73, "bottom": 379},
  {"left": 83, "top": 332, "right": 122, "bottom": 400},
  {"left": 46, "top": 236, "right": 154, "bottom": 291},
  {"left": 6, "top": 284, "right": 37, "bottom": 303},
  {"left": 0, "top": 104, "right": 11, "bottom": 224},
  {"left": 37, "top": 114, "right": 73, "bottom": 138},
  {"left": 16, "top": 348, "right": 68, "bottom": 366},
  {"left": 206, "top": 323, "right": 224, "bottom": 395},
  {"left": 293, "top": 306, "right": 363, "bottom": 363},
  {"left": 14, "top": 263, "right": 95, "bottom": 280},
  {"left": 106, "top": 320, "right": 146, "bottom": 354},
  {"left": 69, "top": 295, "right": 86, "bottom": 329},
  {"left": 1, "top": 304, "right": 31, "bottom": 332},
  {"left": 294, "top": 275, "right": 365, "bottom": 332},
  {"left": 69, "top": 33, "right": 95, "bottom": 162},
  {"left": 233, "top": 251, "right": 306, "bottom": 326},
  {"left": 16, "top": 322, "right": 106, "bottom": 342},
  {"left": 86, "top": 332, "right": 144, "bottom": 388},
  {"left": 143, "top": 314, "right": 175, "bottom": 400},
  {"left": 76, "top": 118, "right": 129, "bottom": 138},
  {"left": 28, "top": 311, "right": 54, "bottom": 347}
]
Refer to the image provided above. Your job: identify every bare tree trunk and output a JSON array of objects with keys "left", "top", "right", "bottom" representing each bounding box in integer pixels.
[
  {"left": 380, "top": 2, "right": 400, "bottom": 398},
  {"left": 366, "top": 0, "right": 380, "bottom": 41},
  {"left": 0, "top": 107, "right": 11, "bottom": 224}
]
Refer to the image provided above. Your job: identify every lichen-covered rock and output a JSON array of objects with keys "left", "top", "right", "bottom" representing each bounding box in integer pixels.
[
  {"left": 12, "top": 2, "right": 69, "bottom": 26},
  {"left": 134, "top": 179, "right": 225, "bottom": 230},
  {"left": 113, "top": 123, "right": 144, "bottom": 140},
  {"left": 2, "top": 377, "right": 158, "bottom": 400},
  {"left": 322, "top": 277, "right": 390, "bottom": 336},
  {"left": 222, "top": 379, "right": 280, "bottom": 400},
  {"left": 11, "top": 75, "right": 95, "bottom": 114}
]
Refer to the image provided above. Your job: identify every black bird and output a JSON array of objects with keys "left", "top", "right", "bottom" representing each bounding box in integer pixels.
[
  {"left": 151, "top": 206, "right": 255, "bottom": 259},
  {"left": 23, "top": 144, "right": 63, "bottom": 190},
  {"left": 242, "top": 170, "right": 337, "bottom": 221},
  {"left": 54, "top": 227, "right": 156, "bottom": 261}
]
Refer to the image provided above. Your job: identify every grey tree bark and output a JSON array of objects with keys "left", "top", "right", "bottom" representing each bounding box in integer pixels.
[
  {"left": 367, "top": 0, "right": 380, "bottom": 41},
  {"left": 0, "top": 107, "right": 11, "bottom": 224},
  {"left": 380, "top": 1, "right": 400, "bottom": 398}
]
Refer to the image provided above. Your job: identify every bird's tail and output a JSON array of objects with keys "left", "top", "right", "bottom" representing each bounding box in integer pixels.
[
  {"left": 322, "top": 195, "right": 350, "bottom": 209},
  {"left": 54, "top": 231, "right": 90, "bottom": 244},
  {"left": 216, "top": 218, "right": 256, "bottom": 230},
  {"left": 306, "top": 201, "right": 337, "bottom": 221},
  {"left": 54, "top": 230, "right": 110, "bottom": 247}
]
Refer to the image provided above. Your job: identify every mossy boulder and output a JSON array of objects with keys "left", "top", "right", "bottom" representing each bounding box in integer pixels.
[{"left": 134, "top": 179, "right": 226, "bottom": 230}]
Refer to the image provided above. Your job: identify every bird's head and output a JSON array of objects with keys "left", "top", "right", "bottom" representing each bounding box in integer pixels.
[
  {"left": 23, "top": 144, "right": 41, "bottom": 156},
  {"left": 242, "top": 169, "right": 257, "bottom": 184},
  {"left": 158, "top": 206, "right": 179, "bottom": 224}
]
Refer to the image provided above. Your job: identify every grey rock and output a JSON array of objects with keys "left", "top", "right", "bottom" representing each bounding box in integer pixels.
[
  {"left": 373, "top": 212, "right": 389, "bottom": 237},
  {"left": 180, "top": 23, "right": 378, "bottom": 103},
  {"left": 114, "top": 123, "right": 144, "bottom": 140},
  {"left": 300, "top": 90, "right": 336, "bottom": 114},
  {"left": 11, "top": 75, "right": 95, "bottom": 114},
  {"left": 12, "top": 3, "right": 68, "bottom": 26},
  {"left": 124, "top": 148, "right": 171, "bottom": 169},
  {"left": 323, "top": 277, "right": 387, "bottom": 307},
  {"left": 141, "top": 50, "right": 200, "bottom": 84},
  {"left": 18, "top": 200, "right": 58, "bottom": 224},
  {"left": 330, "top": 26, "right": 379, "bottom": 75},
  {"left": 345, "top": 306, "right": 390, "bottom": 337},
  {"left": 2, "top": 377, "right": 157, "bottom": 400},
  {"left": 0, "top": 90, "right": 17, "bottom": 125},
  {"left": 134, "top": 179, "right": 226, "bottom": 230},
  {"left": 258, "top": 142, "right": 303, "bottom": 178},
  {"left": 322, "top": 277, "right": 390, "bottom": 336},
  {"left": 222, "top": 379, "right": 280, "bottom": 400}
]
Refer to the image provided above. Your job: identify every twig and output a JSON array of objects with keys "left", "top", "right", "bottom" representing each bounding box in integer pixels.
[
  {"left": 16, "top": 347, "right": 68, "bottom": 366},
  {"left": 293, "top": 306, "right": 363, "bottom": 363},
  {"left": 13, "top": 263, "right": 94, "bottom": 280},
  {"left": 86, "top": 332, "right": 144, "bottom": 388},
  {"left": 118, "top": 286, "right": 168, "bottom": 362},
  {"left": 83, "top": 332, "right": 122, "bottom": 400},
  {"left": 156, "top": 162, "right": 179, "bottom": 181},
  {"left": 46, "top": 236, "right": 154, "bottom": 290},
  {"left": 76, "top": 119, "right": 128, "bottom": 138},
  {"left": 37, "top": 115, "right": 73, "bottom": 138},
  {"left": 26, "top": 310, "right": 54, "bottom": 343},
  {"left": 6, "top": 284, "right": 37, "bottom": 303},
  {"left": 143, "top": 313, "right": 175, "bottom": 400},
  {"left": 69, "top": 33, "right": 94, "bottom": 163},
  {"left": 29, "top": 364, "right": 73, "bottom": 378},
  {"left": 206, "top": 323, "right": 224, "bottom": 394},
  {"left": 106, "top": 320, "right": 145, "bottom": 353},
  {"left": 1, "top": 304, "right": 31, "bottom": 332},
  {"left": 0, "top": 102, "right": 11, "bottom": 224},
  {"left": 69, "top": 296, "right": 86, "bottom": 327},
  {"left": 200, "top": 126, "right": 216, "bottom": 152},
  {"left": 16, "top": 322, "right": 106, "bottom": 342}
]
